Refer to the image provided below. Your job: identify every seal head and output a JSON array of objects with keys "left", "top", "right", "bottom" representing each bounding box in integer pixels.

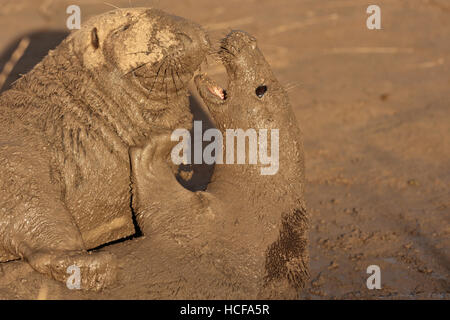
[
  {"left": 195, "top": 31, "right": 292, "bottom": 134},
  {"left": 71, "top": 8, "right": 210, "bottom": 103}
]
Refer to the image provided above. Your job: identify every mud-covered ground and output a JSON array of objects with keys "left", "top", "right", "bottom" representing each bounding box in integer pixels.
[{"left": 0, "top": 0, "right": 448, "bottom": 299}]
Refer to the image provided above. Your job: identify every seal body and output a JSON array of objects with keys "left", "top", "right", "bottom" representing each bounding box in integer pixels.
[
  {"left": 0, "top": 8, "right": 208, "bottom": 289},
  {"left": 130, "top": 30, "right": 308, "bottom": 298}
]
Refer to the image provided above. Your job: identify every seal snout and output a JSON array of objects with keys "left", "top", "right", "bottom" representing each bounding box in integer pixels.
[
  {"left": 112, "top": 10, "right": 211, "bottom": 98},
  {"left": 220, "top": 30, "right": 257, "bottom": 57},
  {"left": 195, "top": 31, "right": 263, "bottom": 109},
  {"left": 217, "top": 30, "right": 263, "bottom": 85}
]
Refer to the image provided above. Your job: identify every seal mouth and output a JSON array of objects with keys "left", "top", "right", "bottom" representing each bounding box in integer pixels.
[
  {"left": 194, "top": 73, "right": 227, "bottom": 106},
  {"left": 193, "top": 41, "right": 235, "bottom": 107}
]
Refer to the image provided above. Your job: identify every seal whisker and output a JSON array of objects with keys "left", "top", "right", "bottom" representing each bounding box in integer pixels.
[
  {"left": 165, "top": 77, "right": 169, "bottom": 104},
  {"left": 175, "top": 56, "right": 190, "bottom": 77},
  {"left": 123, "top": 61, "right": 152, "bottom": 77},
  {"left": 219, "top": 46, "right": 235, "bottom": 57},
  {"left": 159, "top": 59, "right": 170, "bottom": 103},
  {"left": 103, "top": 2, "right": 121, "bottom": 9},
  {"left": 126, "top": 51, "right": 151, "bottom": 55},
  {"left": 149, "top": 56, "right": 168, "bottom": 93},
  {"left": 285, "top": 83, "right": 302, "bottom": 92},
  {"left": 174, "top": 66, "right": 184, "bottom": 89},
  {"left": 173, "top": 57, "right": 186, "bottom": 90},
  {"left": 206, "top": 52, "right": 224, "bottom": 64},
  {"left": 171, "top": 68, "right": 178, "bottom": 96},
  {"left": 160, "top": 64, "right": 168, "bottom": 94}
]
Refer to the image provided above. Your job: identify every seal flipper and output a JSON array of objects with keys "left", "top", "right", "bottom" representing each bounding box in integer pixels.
[
  {"left": 0, "top": 131, "right": 116, "bottom": 290},
  {"left": 129, "top": 131, "right": 215, "bottom": 236},
  {"left": 1, "top": 174, "right": 117, "bottom": 290},
  {"left": 26, "top": 249, "right": 116, "bottom": 291}
]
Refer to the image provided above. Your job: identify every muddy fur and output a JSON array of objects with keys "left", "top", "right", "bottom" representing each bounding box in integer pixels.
[
  {"left": 0, "top": 8, "right": 209, "bottom": 290},
  {"left": 130, "top": 30, "right": 308, "bottom": 298}
]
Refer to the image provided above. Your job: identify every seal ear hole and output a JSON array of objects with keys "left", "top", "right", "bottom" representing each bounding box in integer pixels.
[
  {"left": 256, "top": 85, "right": 267, "bottom": 98},
  {"left": 91, "top": 27, "right": 100, "bottom": 50}
]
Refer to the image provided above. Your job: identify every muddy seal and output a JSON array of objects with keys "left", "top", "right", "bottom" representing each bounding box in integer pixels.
[
  {"left": 130, "top": 30, "right": 308, "bottom": 298},
  {"left": 0, "top": 8, "right": 209, "bottom": 290}
]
